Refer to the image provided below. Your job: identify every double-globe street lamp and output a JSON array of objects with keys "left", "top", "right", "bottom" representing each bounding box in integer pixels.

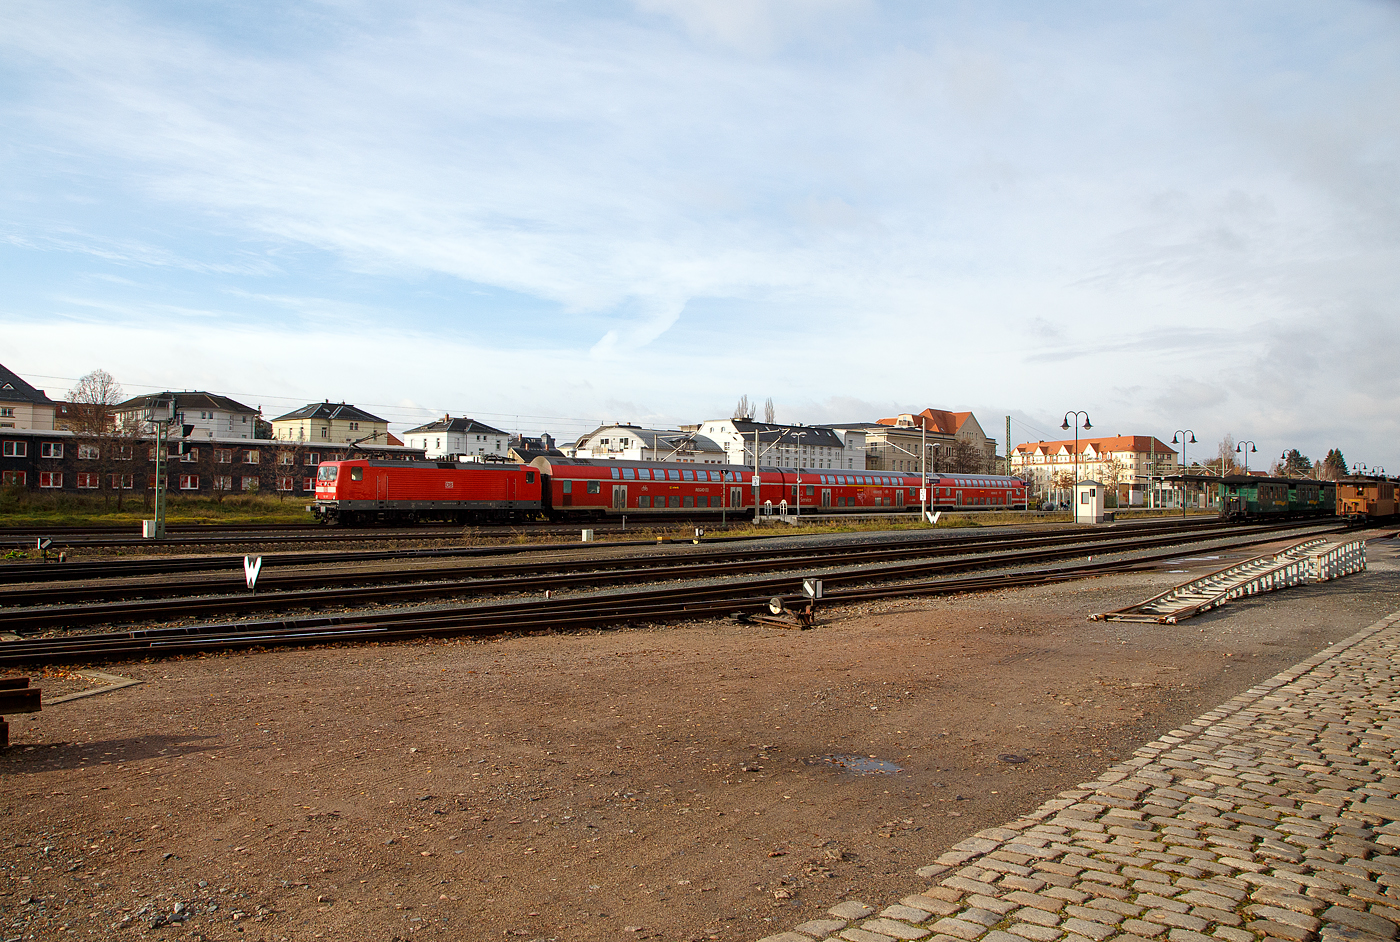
[
  {"left": 1061, "top": 411, "right": 1091, "bottom": 510},
  {"left": 1235, "top": 440, "right": 1257, "bottom": 475},
  {"left": 1172, "top": 429, "right": 1197, "bottom": 517}
]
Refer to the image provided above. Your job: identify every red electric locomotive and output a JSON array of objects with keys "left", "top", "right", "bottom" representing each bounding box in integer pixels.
[{"left": 311, "top": 458, "right": 543, "bottom": 525}]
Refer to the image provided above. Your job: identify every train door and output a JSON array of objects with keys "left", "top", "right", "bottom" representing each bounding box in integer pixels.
[
  {"left": 821, "top": 488, "right": 831, "bottom": 507},
  {"left": 955, "top": 489, "right": 963, "bottom": 506},
  {"left": 612, "top": 485, "right": 627, "bottom": 509},
  {"left": 376, "top": 472, "right": 387, "bottom": 502},
  {"left": 895, "top": 488, "right": 905, "bottom": 508},
  {"left": 730, "top": 486, "right": 744, "bottom": 509}
]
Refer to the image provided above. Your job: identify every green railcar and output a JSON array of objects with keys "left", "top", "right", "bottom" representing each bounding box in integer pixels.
[{"left": 1219, "top": 475, "right": 1333, "bottom": 521}]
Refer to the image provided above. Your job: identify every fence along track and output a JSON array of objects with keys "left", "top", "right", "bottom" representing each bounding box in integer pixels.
[{"left": 1091, "top": 537, "right": 1366, "bottom": 624}]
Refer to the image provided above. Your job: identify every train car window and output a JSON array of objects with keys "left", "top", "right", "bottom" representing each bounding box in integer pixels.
[
  {"left": 683, "top": 470, "right": 695, "bottom": 481},
  {"left": 622, "top": 468, "right": 636, "bottom": 480},
  {"left": 669, "top": 496, "right": 680, "bottom": 508},
  {"left": 611, "top": 466, "right": 620, "bottom": 479},
  {"left": 638, "top": 468, "right": 652, "bottom": 480},
  {"left": 350, "top": 467, "right": 362, "bottom": 481},
  {"left": 638, "top": 495, "right": 650, "bottom": 507},
  {"left": 805, "top": 485, "right": 814, "bottom": 496},
  {"left": 562, "top": 480, "right": 572, "bottom": 493},
  {"left": 683, "top": 496, "right": 694, "bottom": 507},
  {"left": 671, "top": 470, "right": 682, "bottom": 481},
  {"left": 526, "top": 471, "right": 535, "bottom": 483},
  {"left": 587, "top": 481, "right": 600, "bottom": 494}
]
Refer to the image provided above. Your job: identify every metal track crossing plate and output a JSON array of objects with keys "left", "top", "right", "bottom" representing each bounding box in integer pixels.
[{"left": 1091, "top": 538, "right": 1365, "bottom": 624}]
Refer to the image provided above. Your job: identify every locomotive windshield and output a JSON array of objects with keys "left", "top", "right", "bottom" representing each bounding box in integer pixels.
[{"left": 316, "top": 466, "right": 338, "bottom": 482}]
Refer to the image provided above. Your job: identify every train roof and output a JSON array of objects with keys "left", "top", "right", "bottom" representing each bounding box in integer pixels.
[
  {"left": 1217, "top": 475, "right": 1330, "bottom": 486},
  {"left": 324, "top": 458, "right": 527, "bottom": 469}
]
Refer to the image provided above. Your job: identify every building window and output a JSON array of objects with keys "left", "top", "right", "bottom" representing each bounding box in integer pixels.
[
  {"left": 348, "top": 422, "right": 359, "bottom": 431},
  {"left": 279, "top": 453, "right": 295, "bottom": 466},
  {"left": 277, "top": 476, "right": 295, "bottom": 492},
  {"left": 179, "top": 474, "right": 199, "bottom": 490},
  {"left": 242, "top": 476, "right": 260, "bottom": 492},
  {"left": 113, "top": 444, "right": 132, "bottom": 460},
  {"left": 244, "top": 449, "right": 260, "bottom": 464},
  {"left": 40, "top": 442, "right": 63, "bottom": 458},
  {"left": 3, "top": 440, "right": 26, "bottom": 457},
  {"left": 214, "top": 475, "right": 234, "bottom": 492},
  {"left": 302, "top": 476, "right": 314, "bottom": 491},
  {"left": 304, "top": 452, "right": 320, "bottom": 466},
  {"left": 110, "top": 473, "right": 134, "bottom": 489},
  {"left": 0, "top": 407, "right": 12, "bottom": 417},
  {"left": 39, "top": 472, "right": 62, "bottom": 488},
  {"left": 2, "top": 470, "right": 25, "bottom": 486},
  {"left": 216, "top": 449, "right": 232, "bottom": 463},
  {"left": 77, "top": 472, "right": 99, "bottom": 489},
  {"left": 78, "top": 443, "right": 99, "bottom": 460},
  {"left": 181, "top": 448, "right": 198, "bottom": 463},
  {"left": 320, "top": 427, "right": 328, "bottom": 439}
]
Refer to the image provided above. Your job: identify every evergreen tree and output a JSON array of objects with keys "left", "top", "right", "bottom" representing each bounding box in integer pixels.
[
  {"left": 1280, "top": 449, "right": 1311, "bottom": 477},
  {"left": 1321, "top": 448, "right": 1348, "bottom": 479}
]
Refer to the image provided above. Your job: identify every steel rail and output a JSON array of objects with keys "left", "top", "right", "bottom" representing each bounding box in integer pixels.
[
  {"left": 0, "top": 520, "right": 1292, "bottom": 621},
  {"left": 0, "top": 515, "right": 1228, "bottom": 583},
  {"left": 0, "top": 521, "right": 1344, "bottom": 642}
]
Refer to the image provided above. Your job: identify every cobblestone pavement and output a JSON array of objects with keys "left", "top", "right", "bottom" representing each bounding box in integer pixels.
[{"left": 760, "top": 611, "right": 1400, "bottom": 942}]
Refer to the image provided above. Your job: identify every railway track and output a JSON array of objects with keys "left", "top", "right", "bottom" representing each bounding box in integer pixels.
[
  {"left": 1, "top": 518, "right": 1250, "bottom": 616},
  {"left": 0, "top": 515, "right": 1222, "bottom": 587},
  {"left": 0, "top": 520, "right": 635, "bottom": 549},
  {"left": 0, "top": 519, "right": 1345, "bottom": 662}
]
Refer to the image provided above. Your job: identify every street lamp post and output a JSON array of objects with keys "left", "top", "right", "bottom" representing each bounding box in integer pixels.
[
  {"left": 1235, "top": 440, "right": 1257, "bottom": 476},
  {"left": 1172, "top": 430, "right": 1197, "bottom": 517},
  {"left": 1061, "top": 411, "right": 1092, "bottom": 510}
]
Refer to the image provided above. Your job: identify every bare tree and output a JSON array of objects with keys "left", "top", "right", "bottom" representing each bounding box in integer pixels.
[
  {"left": 67, "top": 369, "right": 139, "bottom": 510},
  {"left": 763, "top": 398, "right": 776, "bottom": 424},
  {"left": 1217, "top": 434, "right": 1239, "bottom": 477},
  {"left": 733, "top": 395, "right": 754, "bottom": 421},
  {"left": 67, "top": 369, "right": 123, "bottom": 434}
]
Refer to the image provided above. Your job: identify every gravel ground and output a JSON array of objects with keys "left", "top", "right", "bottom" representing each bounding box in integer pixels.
[{"left": 1, "top": 530, "right": 1395, "bottom": 942}]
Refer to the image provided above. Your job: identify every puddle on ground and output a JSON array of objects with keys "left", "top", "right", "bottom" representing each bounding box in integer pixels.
[{"left": 818, "top": 754, "right": 902, "bottom": 775}]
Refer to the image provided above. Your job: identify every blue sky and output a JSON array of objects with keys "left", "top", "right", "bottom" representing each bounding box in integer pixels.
[{"left": 3, "top": 0, "right": 1398, "bottom": 468}]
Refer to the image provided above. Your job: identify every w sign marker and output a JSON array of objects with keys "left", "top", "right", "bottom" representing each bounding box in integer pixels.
[{"left": 244, "top": 555, "right": 263, "bottom": 594}]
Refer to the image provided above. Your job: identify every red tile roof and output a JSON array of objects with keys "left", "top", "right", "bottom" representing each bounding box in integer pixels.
[
  {"left": 1013, "top": 435, "right": 1176, "bottom": 456},
  {"left": 877, "top": 408, "right": 973, "bottom": 435}
]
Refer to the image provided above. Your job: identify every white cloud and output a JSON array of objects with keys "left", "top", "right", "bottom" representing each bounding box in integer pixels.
[{"left": 1, "top": 0, "right": 1398, "bottom": 466}]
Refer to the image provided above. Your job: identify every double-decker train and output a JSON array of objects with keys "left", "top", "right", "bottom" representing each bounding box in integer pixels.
[{"left": 310, "top": 456, "right": 1028, "bottom": 526}]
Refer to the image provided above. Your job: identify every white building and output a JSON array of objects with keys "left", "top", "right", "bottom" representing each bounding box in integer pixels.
[
  {"left": 697, "top": 419, "right": 863, "bottom": 470},
  {"left": 0, "top": 363, "right": 57, "bottom": 430},
  {"left": 271, "top": 401, "right": 389, "bottom": 444},
  {"left": 1011, "top": 435, "right": 1178, "bottom": 506},
  {"left": 568, "top": 424, "right": 727, "bottom": 463},
  {"left": 115, "top": 391, "right": 261, "bottom": 440},
  {"left": 403, "top": 415, "right": 510, "bottom": 460}
]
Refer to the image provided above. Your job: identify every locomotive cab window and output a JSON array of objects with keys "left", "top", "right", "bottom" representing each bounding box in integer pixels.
[
  {"left": 587, "top": 481, "right": 600, "bottom": 494},
  {"left": 350, "top": 467, "right": 363, "bottom": 481},
  {"left": 317, "top": 466, "right": 338, "bottom": 482},
  {"left": 526, "top": 471, "right": 535, "bottom": 483}
]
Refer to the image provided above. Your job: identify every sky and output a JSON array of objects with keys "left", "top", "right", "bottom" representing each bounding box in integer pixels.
[{"left": 2, "top": 0, "right": 1398, "bottom": 469}]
